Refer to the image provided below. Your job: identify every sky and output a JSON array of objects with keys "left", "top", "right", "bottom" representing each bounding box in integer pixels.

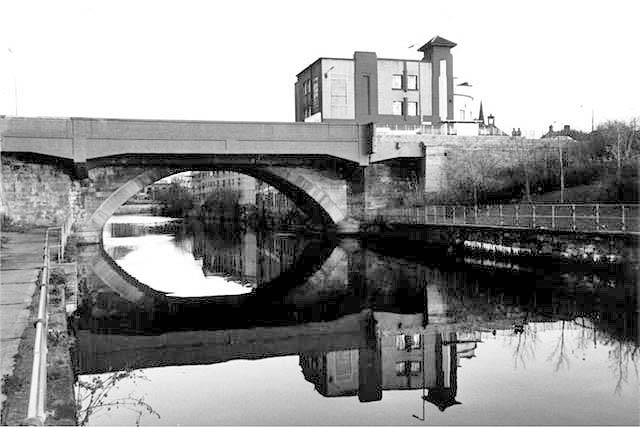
[{"left": 1, "top": 0, "right": 639, "bottom": 137}]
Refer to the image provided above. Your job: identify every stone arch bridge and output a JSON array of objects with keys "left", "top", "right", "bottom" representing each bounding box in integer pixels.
[{"left": 1, "top": 116, "right": 425, "bottom": 240}]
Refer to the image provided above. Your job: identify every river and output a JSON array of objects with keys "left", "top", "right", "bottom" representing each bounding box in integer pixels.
[{"left": 72, "top": 214, "right": 639, "bottom": 425}]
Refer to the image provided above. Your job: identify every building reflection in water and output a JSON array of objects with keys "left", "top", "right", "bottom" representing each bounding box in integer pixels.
[
  {"left": 300, "top": 311, "right": 480, "bottom": 411},
  {"left": 189, "top": 227, "right": 304, "bottom": 289}
]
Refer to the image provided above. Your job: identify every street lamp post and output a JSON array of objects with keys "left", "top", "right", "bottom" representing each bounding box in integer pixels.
[{"left": 558, "top": 135, "right": 565, "bottom": 203}]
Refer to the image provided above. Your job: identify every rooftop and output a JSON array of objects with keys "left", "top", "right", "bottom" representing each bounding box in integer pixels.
[{"left": 417, "top": 36, "right": 457, "bottom": 52}]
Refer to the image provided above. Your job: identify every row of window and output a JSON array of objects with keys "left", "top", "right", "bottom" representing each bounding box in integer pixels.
[
  {"left": 302, "top": 77, "right": 320, "bottom": 118},
  {"left": 392, "top": 74, "right": 418, "bottom": 91},
  {"left": 302, "top": 79, "right": 312, "bottom": 95},
  {"left": 302, "top": 78, "right": 319, "bottom": 97},
  {"left": 395, "top": 361, "right": 422, "bottom": 376},
  {"left": 303, "top": 106, "right": 313, "bottom": 118},
  {"left": 396, "top": 334, "right": 422, "bottom": 350},
  {"left": 392, "top": 101, "right": 419, "bottom": 116}
]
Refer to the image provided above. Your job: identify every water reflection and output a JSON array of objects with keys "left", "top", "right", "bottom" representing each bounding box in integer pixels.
[
  {"left": 74, "top": 215, "right": 639, "bottom": 425},
  {"left": 102, "top": 216, "right": 322, "bottom": 297}
]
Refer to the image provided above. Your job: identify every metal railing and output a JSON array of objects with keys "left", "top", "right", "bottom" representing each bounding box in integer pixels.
[
  {"left": 25, "top": 223, "right": 71, "bottom": 425},
  {"left": 365, "top": 203, "right": 640, "bottom": 234},
  {"left": 375, "top": 122, "right": 506, "bottom": 136}
]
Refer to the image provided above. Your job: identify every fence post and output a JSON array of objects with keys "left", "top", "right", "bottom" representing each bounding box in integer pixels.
[
  {"left": 499, "top": 204, "right": 504, "bottom": 226},
  {"left": 532, "top": 205, "right": 536, "bottom": 228},
  {"left": 571, "top": 204, "right": 576, "bottom": 231},
  {"left": 551, "top": 205, "right": 555, "bottom": 229},
  {"left": 452, "top": 206, "right": 456, "bottom": 225},
  {"left": 515, "top": 205, "right": 520, "bottom": 226},
  {"left": 474, "top": 205, "right": 478, "bottom": 224},
  {"left": 433, "top": 206, "right": 437, "bottom": 224},
  {"left": 621, "top": 205, "right": 626, "bottom": 232},
  {"left": 595, "top": 204, "right": 600, "bottom": 230}
]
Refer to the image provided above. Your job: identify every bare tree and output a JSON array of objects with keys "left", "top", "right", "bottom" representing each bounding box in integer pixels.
[
  {"left": 76, "top": 368, "right": 160, "bottom": 426},
  {"left": 607, "top": 340, "right": 640, "bottom": 395},
  {"left": 444, "top": 148, "right": 503, "bottom": 204},
  {"left": 509, "top": 322, "right": 539, "bottom": 370},
  {"left": 595, "top": 119, "right": 640, "bottom": 182},
  {"left": 546, "top": 320, "right": 571, "bottom": 372}
]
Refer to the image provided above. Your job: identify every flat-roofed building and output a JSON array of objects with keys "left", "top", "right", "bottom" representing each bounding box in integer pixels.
[{"left": 294, "top": 36, "right": 456, "bottom": 127}]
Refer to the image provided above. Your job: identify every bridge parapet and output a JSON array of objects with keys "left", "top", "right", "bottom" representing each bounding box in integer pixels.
[{"left": 1, "top": 116, "right": 371, "bottom": 167}]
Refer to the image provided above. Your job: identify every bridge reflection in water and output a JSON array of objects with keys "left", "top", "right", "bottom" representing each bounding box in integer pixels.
[{"left": 74, "top": 218, "right": 638, "bottom": 418}]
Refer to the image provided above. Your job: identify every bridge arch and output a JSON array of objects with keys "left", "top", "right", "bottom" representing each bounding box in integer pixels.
[{"left": 88, "top": 165, "right": 348, "bottom": 235}]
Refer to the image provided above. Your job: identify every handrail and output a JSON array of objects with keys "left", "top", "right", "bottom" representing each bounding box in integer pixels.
[
  {"left": 366, "top": 203, "right": 640, "bottom": 234},
  {"left": 25, "top": 224, "right": 69, "bottom": 426}
]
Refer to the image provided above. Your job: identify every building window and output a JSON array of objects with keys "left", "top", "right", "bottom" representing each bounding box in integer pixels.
[
  {"left": 312, "top": 77, "right": 319, "bottom": 111},
  {"left": 407, "top": 75, "right": 418, "bottom": 90},
  {"left": 407, "top": 102, "right": 418, "bottom": 116},
  {"left": 412, "top": 334, "right": 421, "bottom": 349},
  {"left": 331, "top": 78, "right": 347, "bottom": 105},
  {"left": 392, "top": 74, "right": 403, "bottom": 90},
  {"left": 395, "top": 362, "right": 405, "bottom": 376},
  {"left": 335, "top": 351, "right": 352, "bottom": 382},
  {"left": 392, "top": 101, "right": 403, "bottom": 116},
  {"left": 395, "top": 361, "right": 422, "bottom": 376}
]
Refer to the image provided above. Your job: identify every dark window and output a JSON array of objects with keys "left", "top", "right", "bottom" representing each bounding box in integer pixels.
[{"left": 312, "top": 77, "right": 319, "bottom": 112}]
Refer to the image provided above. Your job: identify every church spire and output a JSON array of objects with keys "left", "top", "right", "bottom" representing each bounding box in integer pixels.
[{"left": 478, "top": 101, "right": 485, "bottom": 124}]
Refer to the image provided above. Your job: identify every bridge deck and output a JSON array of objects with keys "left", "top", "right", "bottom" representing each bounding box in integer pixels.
[{"left": 1, "top": 117, "right": 371, "bottom": 165}]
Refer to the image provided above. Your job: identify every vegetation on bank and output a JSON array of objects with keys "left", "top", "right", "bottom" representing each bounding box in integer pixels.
[
  {"left": 1, "top": 214, "right": 30, "bottom": 233},
  {"left": 433, "top": 119, "right": 639, "bottom": 205},
  {"left": 153, "top": 182, "right": 195, "bottom": 217}
]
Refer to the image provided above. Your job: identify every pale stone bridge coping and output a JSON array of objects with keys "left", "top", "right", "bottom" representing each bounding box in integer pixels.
[{"left": 1, "top": 116, "right": 371, "bottom": 168}]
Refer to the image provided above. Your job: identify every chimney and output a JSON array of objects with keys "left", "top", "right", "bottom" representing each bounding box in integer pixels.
[{"left": 563, "top": 124, "right": 570, "bottom": 133}]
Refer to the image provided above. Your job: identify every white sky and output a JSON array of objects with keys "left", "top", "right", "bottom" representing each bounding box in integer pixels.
[{"left": 1, "top": 0, "right": 639, "bottom": 137}]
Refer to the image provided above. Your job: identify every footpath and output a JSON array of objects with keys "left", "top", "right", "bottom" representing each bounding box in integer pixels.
[{"left": 0, "top": 229, "right": 46, "bottom": 416}]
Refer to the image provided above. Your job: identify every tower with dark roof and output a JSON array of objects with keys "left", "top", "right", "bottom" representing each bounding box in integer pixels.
[{"left": 417, "top": 36, "right": 457, "bottom": 123}]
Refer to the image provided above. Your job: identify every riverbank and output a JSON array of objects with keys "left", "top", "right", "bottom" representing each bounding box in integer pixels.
[
  {"left": 0, "top": 230, "right": 45, "bottom": 423},
  {"left": 0, "top": 230, "right": 78, "bottom": 425},
  {"left": 361, "top": 222, "right": 639, "bottom": 271}
]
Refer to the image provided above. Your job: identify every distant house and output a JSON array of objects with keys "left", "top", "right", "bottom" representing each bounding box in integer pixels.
[{"left": 541, "top": 124, "right": 588, "bottom": 141}]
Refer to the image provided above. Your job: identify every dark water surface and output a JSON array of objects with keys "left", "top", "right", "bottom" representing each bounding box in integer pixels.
[{"left": 73, "top": 215, "right": 639, "bottom": 425}]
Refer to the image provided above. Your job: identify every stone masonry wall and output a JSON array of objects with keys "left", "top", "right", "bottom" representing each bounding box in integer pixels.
[
  {"left": 364, "top": 159, "right": 423, "bottom": 212},
  {"left": 372, "top": 133, "right": 559, "bottom": 199},
  {"left": 1, "top": 156, "right": 82, "bottom": 227}
]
